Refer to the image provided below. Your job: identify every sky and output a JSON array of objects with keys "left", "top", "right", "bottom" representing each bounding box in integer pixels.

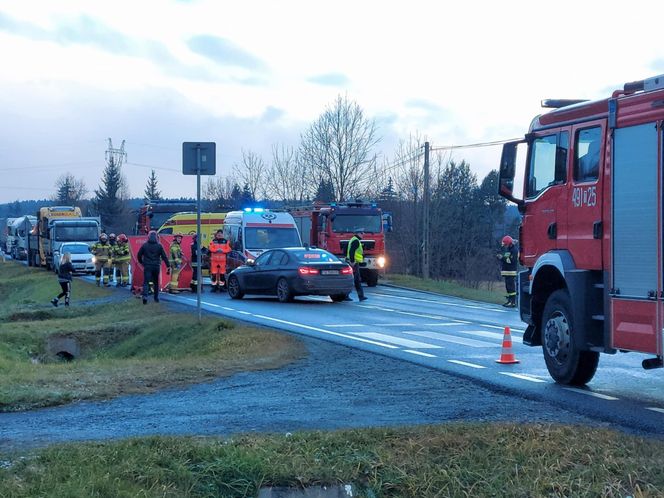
[{"left": 1, "top": 0, "right": 663, "bottom": 204}]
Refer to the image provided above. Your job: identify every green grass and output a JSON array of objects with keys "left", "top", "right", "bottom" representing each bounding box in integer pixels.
[
  {"left": 1, "top": 424, "right": 663, "bottom": 497},
  {"left": 385, "top": 273, "right": 506, "bottom": 304},
  {"left": 0, "top": 261, "right": 305, "bottom": 411}
]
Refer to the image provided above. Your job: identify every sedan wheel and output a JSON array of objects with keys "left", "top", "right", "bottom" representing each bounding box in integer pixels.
[
  {"left": 276, "top": 278, "right": 293, "bottom": 303},
  {"left": 227, "top": 275, "right": 244, "bottom": 299}
]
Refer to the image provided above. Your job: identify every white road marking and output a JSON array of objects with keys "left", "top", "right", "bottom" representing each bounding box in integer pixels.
[
  {"left": 481, "top": 324, "right": 525, "bottom": 334},
  {"left": 353, "top": 333, "right": 442, "bottom": 349},
  {"left": 646, "top": 407, "right": 664, "bottom": 414},
  {"left": 500, "top": 372, "right": 547, "bottom": 383},
  {"left": 421, "top": 322, "right": 467, "bottom": 327},
  {"left": 371, "top": 323, "right": 417, "bottom": 327},
  {"left": 403, "top": 330, "right": 496, "bottom": 348},
  {"left": 373, "top": 292, "right": 508, "bottom": 312},
  {"left": 323, "top": 324, "right": 364, "bottom": 328},
  {"left": 448, "top": 359, "right": 486, "bottom": 369},
  {"left": 237, "top": 310, "right": 251, "bottom": 315},
  {"left": 404, "top": 350, "right": 437, "bottom": 358},
  {"left": 562, "top": 388, "right": 618, "bottom": 401},
  {"left": 252, "top": 315, "right": 399, "bottom": 349},
  {"left": 454, "top": 329, "right": 506, "bottom": 341}
]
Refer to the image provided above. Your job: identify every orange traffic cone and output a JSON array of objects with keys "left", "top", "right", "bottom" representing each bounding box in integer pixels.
[{"left": 496, "top": 326, "right": 520, "bottom": 364}]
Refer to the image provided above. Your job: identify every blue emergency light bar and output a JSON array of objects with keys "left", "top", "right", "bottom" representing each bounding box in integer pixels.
[{"left": 243, "top": 207, "right": 265, "bottom": 213}]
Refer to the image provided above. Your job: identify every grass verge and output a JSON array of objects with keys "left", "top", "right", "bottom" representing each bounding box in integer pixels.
[
  {"left": 0, "top": 261, "right": 305, "bottom": 411},
  {"left": 1, "top": 424, "right": 664, "bottom": 497},
  {"left": 384, "top": 273, "right": 505, "bottom": 304}
]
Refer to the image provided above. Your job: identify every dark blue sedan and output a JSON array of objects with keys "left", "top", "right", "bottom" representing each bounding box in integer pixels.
[{"left": 227, "top": 247, "right": 354, "bottom": 302}]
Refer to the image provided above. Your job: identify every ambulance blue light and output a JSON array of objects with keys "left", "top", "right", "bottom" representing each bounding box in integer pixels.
[
  {"left": 253, "top": 207, "right": 264, "bottom": 213},
  {"left": 244, "top": 208, "right": 252, "bottom": 212}
]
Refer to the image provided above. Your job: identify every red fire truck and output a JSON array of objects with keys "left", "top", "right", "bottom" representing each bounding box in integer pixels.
[
  {"left": 498, "top": 74, "right": 664, "bottom": 385},
  {"left": 289, "top": 201, "right": 387, "bottom": 286},
  {"left": 134, "top": 200, "right": 196, "bottom": 235}
]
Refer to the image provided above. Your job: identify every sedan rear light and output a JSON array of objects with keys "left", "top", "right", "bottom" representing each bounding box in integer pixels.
[
  {"left": 340, "top": 266, "right": 353, "bottom": 275},
  {"left": 298, "top": 267, "right": 319, "bottom": 275}
]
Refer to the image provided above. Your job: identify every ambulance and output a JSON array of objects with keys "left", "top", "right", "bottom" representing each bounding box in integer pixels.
[
  {"left": 157, "top": 212, "right": 227, "bottom": 248},
  {"left": 222, "top": 208, "right": 302, "bottom": 273}
]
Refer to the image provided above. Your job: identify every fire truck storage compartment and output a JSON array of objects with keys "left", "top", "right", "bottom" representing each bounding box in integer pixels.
[{"left": 611, "top": 122, "right": 660, "bottom": 353}]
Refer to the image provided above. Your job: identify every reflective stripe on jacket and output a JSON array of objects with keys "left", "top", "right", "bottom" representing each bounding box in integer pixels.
[
  {"left": 346, "top": 236, "right": 364, "bottom": 264},
  {"left": 91, "top": 242, "right": 112, "bottom": 261},
  {"left": 169, "top": 241, "right": 183, "bottom": 267},
  {"left": 112, "top": 243, "right": 131, "bottom": 263}
]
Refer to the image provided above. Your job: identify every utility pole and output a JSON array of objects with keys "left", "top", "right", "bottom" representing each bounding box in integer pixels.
[
  {"left": 422, "top": 141, "right": 430, "bottom": 279},
  {"left": 105, "top": 138, "right": 127, "bottom": 168}
]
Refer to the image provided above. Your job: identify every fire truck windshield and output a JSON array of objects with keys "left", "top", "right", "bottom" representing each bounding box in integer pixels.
[
  {"left": 332, "top": 214, "right": 382, "bottom": 233},
  {"left": 245, "top": 227, "right": 301, "bottom": 249}
]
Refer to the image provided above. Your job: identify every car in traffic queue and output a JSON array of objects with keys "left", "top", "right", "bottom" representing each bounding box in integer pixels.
[
  {"left": 226, "top": 247, "right": 354, "bottom": 302},
  {"left": 53, "top": 242, "right": 95, "bottom": 274}
]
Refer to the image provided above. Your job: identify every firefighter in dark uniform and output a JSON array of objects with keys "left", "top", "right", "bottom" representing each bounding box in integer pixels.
[
  {"left": 497, "top": 235, "right": 518, "bottom": 308},
  {"left": 168, "top": 233, "right": 184, "bottom": 294},
  {"left": 108, "top": 233, "right": 117, "bottom": 284},
  {"left": 190, "top": 233, "right": 207, "bottom": 293},
  {"left": 346, "top": 229, "right": 367, "bottom": 302}
]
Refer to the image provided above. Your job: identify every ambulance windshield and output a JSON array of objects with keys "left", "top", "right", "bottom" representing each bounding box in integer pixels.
[{"left": 245, "top": 227, "right": 301, "bottom": 249}]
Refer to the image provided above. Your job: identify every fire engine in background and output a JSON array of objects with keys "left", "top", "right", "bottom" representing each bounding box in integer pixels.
[
  {"left": 289, "top": 201, "right": 387, "bottom": 286},
  {"left": 28, "top": 206, "right": 101, "bottom": 270},
  {"left": 498, "top": 74, "right": 664, "bottom": 385},
  {"left": 222, "top": 208, "right": 301, "bottom": 273},
  {"left": 134, "top": 200, "right": 196, "bottom": 234}
]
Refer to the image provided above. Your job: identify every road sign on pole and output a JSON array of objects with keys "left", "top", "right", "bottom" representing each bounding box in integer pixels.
[{"left": 182, "top": 142, "right": 216, "bottom": 323}]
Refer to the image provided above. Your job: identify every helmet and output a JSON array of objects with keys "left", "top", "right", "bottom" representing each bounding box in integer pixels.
[
  {"left": 100, "top": 233, "right": 108, "bottom": 241},
  {"left": 502, "top": 235, "right": 514, "bottom": 246},
  {"left": 117, "top": 234, "right": 128, "bottom": 243},
  {"left": 109, "top": 233, "right": 116, "bottom": 239}
]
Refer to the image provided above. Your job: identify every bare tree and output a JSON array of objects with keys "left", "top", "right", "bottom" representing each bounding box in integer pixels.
[
  {"left": 53, "top": 173, "right": 87, "bottom": 206},
  {"left": 236, "top": 149, "right": 266, "bottom": 201},
  {"left": 300, "top": 95, "right": 380, "bottom": 201},
  {"left": 204, "top": 175, "right": 236, "bottom": 210},
  {"left": 264, "top": 144, "right": 312, "bottom": 203}
]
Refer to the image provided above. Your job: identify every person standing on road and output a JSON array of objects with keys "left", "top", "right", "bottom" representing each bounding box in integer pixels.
[
  {"left": 346, "top": 229, "right": 367, "bottom": 302},
  {"left": 108, "top": 233, "right": 117, "bottom": 284},
  {"left": 208, "top": 230, "right": 231, "bottom": 292},
  {"left": 51, "top": 252, "right": 73, "bottom": 307},
  {"left": 113, "top": 234, "right": 131, "bottom": 288},
  {"left": 190, "top": 233, "right": 207, "bottom": 293},
  {"left": 168, "top": 233, "right": 184, "bottom": 294},
  {"left": 497, "top": 235, "right": 518, "bottom": 308},
  {"left": 91, "top": 233, "right": 112, "bottom": 287},
  {"left": 137, "top": 230, "right": 170, "bottom": 304}
]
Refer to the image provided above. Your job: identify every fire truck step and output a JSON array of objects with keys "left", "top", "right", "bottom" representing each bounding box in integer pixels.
[{"left": 642, "top": 357, "right": 663, "bottom": 370}]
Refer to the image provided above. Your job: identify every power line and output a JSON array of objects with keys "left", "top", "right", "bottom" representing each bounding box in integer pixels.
[
  {"left": 429, "top": 138, "right": 521, "bottom": 151},
  {"left": 125, "top": 161, "right": 180, "bottom": 172}
]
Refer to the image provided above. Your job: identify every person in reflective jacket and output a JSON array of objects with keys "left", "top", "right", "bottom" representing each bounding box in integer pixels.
[
  {"left": 208, "top": 230, "right": 231, "bottom": 292},
  {"left": 346, "top": 229, "right": 367, "bottom": 302},
  {"left": 497, "top": 235, "right": 518, "bottom": 308},
  {"left": 168, "top": 233, "right": 184, "bottom": 294},
  {"left": 90, "top": 233, "right": 112, "bottom": 287},
  {"left": 112, "top": 234, "right": 131, "bottom": 288}
]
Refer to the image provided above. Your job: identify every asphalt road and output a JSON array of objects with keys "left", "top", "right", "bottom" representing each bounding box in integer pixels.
[{"left": 3, "top": 271, "right": 664, "bottom": 450}]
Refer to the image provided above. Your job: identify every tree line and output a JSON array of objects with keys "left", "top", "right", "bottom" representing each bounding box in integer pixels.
[{"left": 3, "top": 95, "right": 518, "bottom": 283}]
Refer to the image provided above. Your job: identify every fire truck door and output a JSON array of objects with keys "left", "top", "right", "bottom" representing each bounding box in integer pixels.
[
  {"left": 521, "top": 133, "right": 568, "bottom": 267},
  {"left": 567, "top": 124, "right": 603, "bottom": 270},
  {"left": 610, "top": 122, "right": 659, "bottom": 354}
]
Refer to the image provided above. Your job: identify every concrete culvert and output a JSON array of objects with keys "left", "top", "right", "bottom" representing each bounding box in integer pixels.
[
  {"left": 46, "top": 336, "right": 80, "bottom": 361},
  {"left": 258, "top": 485, "right": 355, "bottom": 498}
]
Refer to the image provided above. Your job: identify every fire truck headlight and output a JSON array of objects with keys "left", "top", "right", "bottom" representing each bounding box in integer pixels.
[{"left": 377, "top": 256, "right": 386, "bottom": 268}]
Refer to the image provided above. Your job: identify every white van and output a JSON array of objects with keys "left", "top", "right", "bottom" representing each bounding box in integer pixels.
[{"left": 222, "top": 208, "right": 302, "bottom": 272}]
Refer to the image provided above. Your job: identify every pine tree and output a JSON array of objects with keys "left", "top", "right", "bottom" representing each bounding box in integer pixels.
[
  {"left": 144, "top": 170, "right": 162, "bottom": 201},
  {"left": 230, "top": 183, "right": 243, "bottom": 209},
  {"left": 54, "top": 173, "right": 86, "bottom": 206},
  {"left": 379, "top": 177, "right": 398, "bottom": 201},
  {"left": 314, "top": 179, "right": 335, "bottom": 202},
  {"left": 240, "top": 183, "right": 254, "bottom": 207},
  {"left": 91, "top": 156, "right": 128, "bottom": 233}
]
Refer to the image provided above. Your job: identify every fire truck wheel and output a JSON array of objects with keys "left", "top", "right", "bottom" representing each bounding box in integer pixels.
[
  {"left": 541, "top": 289, "right": 599, "bottom": 385},
  {"left": 227, "top": 275, "right": 244, "bottom": 300},
  {"left": 276, "top": 278, "right": 294, "bottom": 303},
  {"left": 365, "top": 271, "right": 379, "bottom": 287}
]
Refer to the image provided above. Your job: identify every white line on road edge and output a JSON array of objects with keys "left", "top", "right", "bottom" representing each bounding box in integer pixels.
[
  {"left": 562, "top": 387, "right": 619, "bottom": 400},
  {"left": 372, "top": 292, "right": 508, "bottom": 312},
  {"left": 499, "top": 372, "right": 547, "bottom": 383},
  {"left": 252, "top": 315, "right": 399, "bottom": 349},
  {"left": 352, "top": 332, "right": 442, "bottom": 349},
  {"left": 404, "top": 350, "right": 437, "bottom": 358},
  {"left": 646, "top": 407, "right": 664, "bottom": 414},
  {"left": 447, "top": 360, "right": 486, "bottom": 369},
  {"left": 236, "top": 310, "right": 251, "bottom": 315},
  {"left": 323, "top": 324, "right": 364, "bottom": 328}
]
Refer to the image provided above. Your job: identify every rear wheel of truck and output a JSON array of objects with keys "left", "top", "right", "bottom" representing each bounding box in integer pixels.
[
  {"left": 541, "top": 289, "right": 599, "bottom": 385},
  {"left": 365, "top": 270, "right": 379, "bottom": 287}
]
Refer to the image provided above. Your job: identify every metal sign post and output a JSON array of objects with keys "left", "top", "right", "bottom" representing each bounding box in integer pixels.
[{"left": 182, "top": 142, "right": 216, "bottom": 322}]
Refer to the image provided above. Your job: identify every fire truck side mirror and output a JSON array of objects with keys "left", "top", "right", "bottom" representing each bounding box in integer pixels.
[{"left": 499, "top": 141, "right": 524, "bottom": 206}]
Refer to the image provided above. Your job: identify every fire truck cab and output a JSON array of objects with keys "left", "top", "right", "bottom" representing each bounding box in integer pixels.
[{"left": 499, "top": 74, "right": 664, "bottom": 385}]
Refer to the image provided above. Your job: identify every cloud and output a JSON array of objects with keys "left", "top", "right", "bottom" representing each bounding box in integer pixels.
[
  {"left": 261, "top": 106, "right": 285, "bottom": 123},
  {"left": 405, "top": 99, "right": 444, "bottom": 113},
  {"left": 307, "top": 73, "right": 350, "bottom": 86},
  {"left": 650, "top": 58, "right": 664, "bottom": 74},
  {"left": 187, "top": 35, "right": 266, "bottom": 71}
]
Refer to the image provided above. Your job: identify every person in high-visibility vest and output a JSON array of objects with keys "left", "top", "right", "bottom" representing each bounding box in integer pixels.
[
  {"left": 90, "top": 233, "right": 112, "bottom": 287},
  {"left": 113, "top": 234, "right": 131, "bottom": 287},
  {"left": 208, "top": 230, "right": 231, "bottom": 292},
  {"left": 497, "top": 235, "right": 518, "bottom": 308},
  {"left": 346, "top": 229, "right": 367, "bottom": 302},
  {"left": 168, "top": 233, "right": 184, "bottom": 294}
]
